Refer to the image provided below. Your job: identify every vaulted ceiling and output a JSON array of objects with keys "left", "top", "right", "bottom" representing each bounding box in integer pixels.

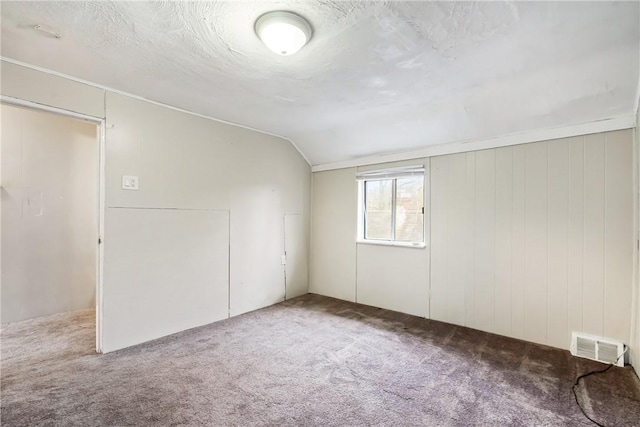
[{"left": 1, "top": 1, "right": 639, "bottom": 166}]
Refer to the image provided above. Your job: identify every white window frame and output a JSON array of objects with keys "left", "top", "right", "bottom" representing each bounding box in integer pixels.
[{"left": 356, "top": 165, "right": 427, "bottom": 249}]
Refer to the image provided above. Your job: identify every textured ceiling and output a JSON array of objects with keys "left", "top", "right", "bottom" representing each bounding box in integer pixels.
[{"left": 1, "top": 1, "right": 639, "bottom": 165}]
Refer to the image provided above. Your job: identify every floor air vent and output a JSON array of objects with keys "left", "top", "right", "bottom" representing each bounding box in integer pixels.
[{"left": 570, "top": 332, "right": 625, "bottom": 367}]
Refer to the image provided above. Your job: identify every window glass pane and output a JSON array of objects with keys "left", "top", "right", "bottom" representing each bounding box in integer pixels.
[
  {"left": 365, "top": 179, "right": 393, "bottom": 240},
  {"left": 395, "top": 177, "right": 424, "bottom": 242}
]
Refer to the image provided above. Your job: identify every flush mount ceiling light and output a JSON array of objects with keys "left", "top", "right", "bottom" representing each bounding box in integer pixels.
[{"left": 255, "top": 11, "right": 312, "bottom": 56}]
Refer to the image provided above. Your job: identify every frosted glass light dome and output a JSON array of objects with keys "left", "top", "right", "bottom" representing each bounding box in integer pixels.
[{"left": 255, "top": 11, "right": 312, "bottom": 56}]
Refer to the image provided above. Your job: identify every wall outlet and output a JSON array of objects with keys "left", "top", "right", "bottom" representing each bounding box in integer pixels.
[{"left": 122, "top": 175, "right": 139, "bottom": 190}]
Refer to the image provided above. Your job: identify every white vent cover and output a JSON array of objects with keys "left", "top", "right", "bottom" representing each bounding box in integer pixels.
[{"left": 570, "top": 332, "right": 625, "bottom": 367}]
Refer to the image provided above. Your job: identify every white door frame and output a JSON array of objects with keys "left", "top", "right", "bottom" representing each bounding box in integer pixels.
[{"left": 0, "top": 95, "right": 106, "bottom": 353}]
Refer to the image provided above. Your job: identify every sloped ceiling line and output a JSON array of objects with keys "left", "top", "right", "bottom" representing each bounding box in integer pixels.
[{"left": 0, "top": 56, "right": 310, "bottom": 162}]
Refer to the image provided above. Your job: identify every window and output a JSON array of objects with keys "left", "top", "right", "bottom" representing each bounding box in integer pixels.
[{"left": 357, "top": 166, "right": 425, "bottom": 247}]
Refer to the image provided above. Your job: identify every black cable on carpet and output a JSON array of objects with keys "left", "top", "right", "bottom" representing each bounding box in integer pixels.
[
  {"left": 572, "top": 348, "right": 627, "bottom": 427},
  {"left": 572, "top": 363, "right": 613, "bottom": 427}
]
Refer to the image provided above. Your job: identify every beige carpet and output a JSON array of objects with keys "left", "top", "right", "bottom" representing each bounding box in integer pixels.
[{"left": 1, "top": 294, "right": 639, "bottom": 426}]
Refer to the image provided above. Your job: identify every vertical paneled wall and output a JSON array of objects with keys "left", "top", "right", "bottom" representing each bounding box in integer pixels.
[
  {"left": 431, "top": 130, "right": 634, "bottom": 349},
  {"left": 309, "top": 168, "right": 357, "bottom": 302},
  {"left": 632, "top": 116, "right": 640, "bottom": 367},
  {"left": 309, "top": 161, "right": 431, "bottom": 317},
  {"left": 355, "top": 159, "right": 431, "bottom": 318}
]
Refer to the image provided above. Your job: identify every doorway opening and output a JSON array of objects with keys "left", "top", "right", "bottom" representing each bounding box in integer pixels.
[{"left": 1, "top": 99, "right": 104, "bottom": 352}]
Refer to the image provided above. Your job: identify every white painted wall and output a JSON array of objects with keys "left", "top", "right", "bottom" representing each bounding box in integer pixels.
[
  {"left": 104, "top": 94, "right": 310, "bottom": 351},
  {"left": 309, "top": 168, "right": 357, "bottom": 302},
  {"left": 356, "top": 244, "right": 429, "bottom": 317},
  {"left": 431, "top": 131, "right": 634, "bottom": 349},
  {"left": 1, "top": 62, "right": 104, "bottom": 117},
  {"left": 632, "top": 106, "right": 640, "bottom": 367},
  {"left": 103, "top": 208, "right": 229, "bottom": 351},
  {"left": 310, "top": 160, "right": 431, "bottom": 317},
  {"left": 285, "top": 214, "right": 309, "bottom": 299},
  {"left": 1, "top": 104, "right": 98, "bottom": 322},
  {"left": 310, "top": 130, "right": 634, "bottom": 353},
  {"left": 355, "top": 159, "right": 430, "bottom": 317},
  {"left": 1, "top": 61, "right": 311, "bottom": 352}
]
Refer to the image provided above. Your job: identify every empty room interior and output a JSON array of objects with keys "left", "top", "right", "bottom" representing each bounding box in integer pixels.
[{"left": 1, "top": 1, "right": 640, "bottom": 425}]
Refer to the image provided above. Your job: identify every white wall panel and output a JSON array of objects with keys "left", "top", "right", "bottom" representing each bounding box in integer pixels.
[
  {"left": 473, "top": 150, "right": 496, "bottom": 333},
  {"left": 494, "top": 147, "right": 513, "bottom": 338},
  {"left": 568, "top": 138, "right": 585, "bottom": 339},
  {"left": 511, "top": 145, "right": 527, "bottom": 339},
  {"left": 103, "top": 208, "right": 229, "bottom": 352},
  {"left": 632, "top": 114, "right": 640, "bottom": 368},
  {"left": 285, "top": 214, "right": 308, "bottom": 299},
  {"left": 430, "top": 155, "right": 449, "bottom": 322},
  {"left": 1, "top": 61, "right": 105, "bottom": 118},
  {"left": 430, "top": 130, "right": 634, "bottom": 350},
  {"left": 230, "top": 189, "right": 285, "bottom": 316},
  {"left": 603, "top": 131, "right": 633, "bottom": 343},
  {"left": 431, "top": 154, "right": 468, "bottom": 324},
  {"left": 356, "top": 244, "right": 428, "bottom": 317},
  {"left": 309, "top": 168, "right": 357, "bottom": 302},
  {"left": 106, "top": 92, "right": 234, "bottom": 210},
  {"left": 464, "top": 153, "right": 477, "bottom": 327},
  {"left": 547, "top": 140, "right": 570, "bottom": 348},
  {"left": 583, "top": 134, "right": 606, "bottom": 337},
  {"left": 524, "top": 142, "right": 548, "bottom": 345},
  {"left": 446, "top": 154, "right": 469, "bottom": 325}
]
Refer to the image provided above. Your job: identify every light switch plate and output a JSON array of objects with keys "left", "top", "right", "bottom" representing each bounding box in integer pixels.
[{"left": 122, "top": 175, "right": 139, "bottom": 190}]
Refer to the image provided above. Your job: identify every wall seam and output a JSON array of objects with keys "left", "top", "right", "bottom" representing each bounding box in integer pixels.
[
  {"left": 580, "top": 136, "right": 587, "bottom": 332},
  {"left": 472, "top": 154, "right": 477, "bottom": 328},
  {"left": 603, "top": 134, "right": 608, "bottom": 337},
  {"left": 228, "top": 210, "right": 231, "bottom": 317},
  {"left": 491, "top": 149, "right": 498, "bottom": 330},
  {"left": 354, "top": 169, "right": 358, "bottom": 304},
  {"left": 567, "top": 139, "right": 572, "bottom": 346},
  {"left": 524, "top": 146, "right": 528, "bottom": 340},
  {"left": 545, "top": 142, "right": 549, "bottom": 345},
  {"left": 510, "top": 147, "right": 515, "bottom": 337},
  {"left": 308, "top": 172, "right": 314, "bottom": 295}
]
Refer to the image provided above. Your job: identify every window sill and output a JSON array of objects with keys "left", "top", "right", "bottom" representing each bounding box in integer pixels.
[{"left": 356, "top": 240, "right": 426, "bottom": 249}]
